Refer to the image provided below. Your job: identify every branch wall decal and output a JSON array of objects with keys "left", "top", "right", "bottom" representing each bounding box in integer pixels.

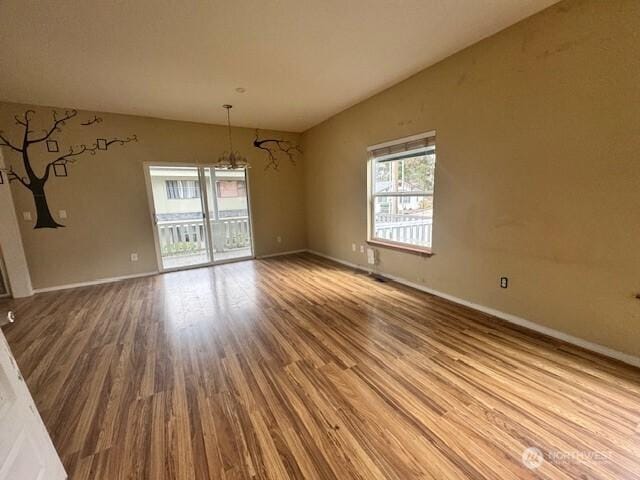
[
  {"left": 253, "top": 130, "right": 301, "bottom": 170},
  {"left": 80, "top": 115, "right": 103, "bottom": 126},
  {"left": 0, "top": 109, "right": 137, "bottom": 229}
]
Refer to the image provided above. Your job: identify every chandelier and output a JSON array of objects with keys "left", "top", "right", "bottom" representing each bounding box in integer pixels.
[{"left": 216, "top": 104, "right": 249, "bottom": 169}]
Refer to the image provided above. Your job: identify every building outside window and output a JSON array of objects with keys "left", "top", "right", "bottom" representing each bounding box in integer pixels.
[
  {"left": 216, "top": 180, "right": 246, "bottom": 198},
  {"left": 166, "top": 180, "right": 201, "bottom": 199}
]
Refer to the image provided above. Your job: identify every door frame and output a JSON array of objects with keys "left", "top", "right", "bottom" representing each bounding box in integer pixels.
[
  {"left": 0, "top": 257, "right": 9, "bottom": 298},
  {"left": 143, "top": 162, "right": 255, "bottom": 273}
]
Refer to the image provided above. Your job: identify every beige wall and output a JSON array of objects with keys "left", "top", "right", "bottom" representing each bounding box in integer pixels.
[
  {"left": 0, "top": 103, "right": 306, "bottom": 289},
  {"left": 302, "top": 0, "right": 640, "bottom": 356}
]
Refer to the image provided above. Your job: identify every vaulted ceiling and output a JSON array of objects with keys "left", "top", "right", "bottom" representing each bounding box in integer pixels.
[{"left": 0, "top": 0, "right": 558, "bottom": 132}]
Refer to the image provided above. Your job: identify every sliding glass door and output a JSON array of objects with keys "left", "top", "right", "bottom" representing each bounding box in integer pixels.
[
  {"left": 203, "top": 168, "right": 253, "bottom": 262},
  {"left": 147, "top": 166, "right": 211, "bottom": 270},
  {"left": 146, "top": 164, "right": 253, "bottom": 271}
]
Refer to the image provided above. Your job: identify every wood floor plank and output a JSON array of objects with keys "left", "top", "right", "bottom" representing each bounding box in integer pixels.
[{"left": 1, "top": 252, "right": 639, "bottom": 479}]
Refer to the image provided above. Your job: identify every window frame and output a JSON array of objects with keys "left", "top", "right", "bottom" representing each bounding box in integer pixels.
[{"left": 366, "top": 132, "right": 436, "bottom": 256}]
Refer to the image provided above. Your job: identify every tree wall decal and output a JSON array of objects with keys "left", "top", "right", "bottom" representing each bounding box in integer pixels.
[
  {"left": 0, "top": 109, "right": 137, "bottom": 229},
  {"left": 253, "top": 129, "right": 301, "bottom": 170}
]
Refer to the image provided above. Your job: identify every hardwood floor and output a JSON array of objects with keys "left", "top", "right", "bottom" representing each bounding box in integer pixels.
[{"left": 2, "top": 253, "right": 640, "bottom": 479}]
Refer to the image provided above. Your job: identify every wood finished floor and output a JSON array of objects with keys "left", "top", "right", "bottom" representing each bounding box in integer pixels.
[{"left": 2, "top": 253, "right": 640, "bottom": 479}]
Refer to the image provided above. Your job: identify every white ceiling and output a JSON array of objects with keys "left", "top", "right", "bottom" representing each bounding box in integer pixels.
[{"left": 0, "top": 0, "right": 558, "bottom": 132}]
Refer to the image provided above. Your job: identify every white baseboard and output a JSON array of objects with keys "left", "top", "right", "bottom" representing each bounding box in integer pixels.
[
  {"left": 257, "top": 249, "right": 307, "bottom": 259},
  {"left": 307, "top": 250, "right": 374, "bottom": 272},
  {"left": 31, "top": 250, "right": 307, "bottom": 293},
  {"left": 32, "top": 249, "right": 307, "bottom": 293},
  {"left": 307, "top": 249, "right": 640, "bottom": 369},
  {"left": 26, "top": 248, "right": 640, "bottom": 369},
  {"left": 33, "top": 271, "right": 159, "bottom": 293}
]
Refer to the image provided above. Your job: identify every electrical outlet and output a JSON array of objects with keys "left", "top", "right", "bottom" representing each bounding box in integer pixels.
[
  {"left": 22, "top": 211, "right": 31, "bottom": 221},
  {"left": 59, "top": 210, "right": 67, "bottom": 219},
  {"left": 351, "top": 243, "right": 356, "bottom": 252},
  {"left": 500, "top": 277, "right": 508, "bottom": 289},
  {"left": 359, "top": 245, "right": 365, "bottom": 253},
  {"left": 130, "top": 253, "right": 138, "bottom": 262},
  {"left": 276, "top": 236, "right": 282, "bottom": 243}
]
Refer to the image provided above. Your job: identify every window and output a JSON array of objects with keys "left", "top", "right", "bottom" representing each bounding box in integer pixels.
[
  {"left": 166, "top": 180, "right": 201, "bottom": 199},
  {"left": 216, "top": 180, "right": 247, "bottom": 198},
  {"left": 368, "top": 132, "right": 436, "bottom": 253}
]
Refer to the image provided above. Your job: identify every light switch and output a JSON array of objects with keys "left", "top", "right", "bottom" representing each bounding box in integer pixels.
[
  {"left": 59, "top": 210, "right": 67, "bottom": 219},
  {"left": 22, "top": 212, "right": 31, "bottom": 221}
]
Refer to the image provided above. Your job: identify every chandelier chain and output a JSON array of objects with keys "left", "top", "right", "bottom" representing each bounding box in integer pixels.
[
  {"left": 218, "top": 104, "right": 248, "bottom": 169},
  {"left": 225, "top": 105, "right": 233, "bottom": 152}
]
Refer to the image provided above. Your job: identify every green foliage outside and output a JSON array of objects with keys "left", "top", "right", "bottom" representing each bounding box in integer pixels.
[
  {"left": 162, "top": 234, "right": 250, "bottom": 257},
  {"left": 226, "top": 233, "right": 250, "bottom": 249},
  {"left": 162, "top": 241, "right": 201, "bottom": 256},
  {"left": 375, "top": 153, "right": 435, "bottom": 193}
]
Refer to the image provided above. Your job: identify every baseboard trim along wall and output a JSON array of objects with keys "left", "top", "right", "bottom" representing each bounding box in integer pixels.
[
  {"left": 28, "top": 249, "right": 640, "bottom": 369},
  {"left": 306, "top": 249, "right": 640, "bottom": 369},
  {"left": 31, "top": 249, "right": 308, "bottom": 293},
  {"left": 33, "top": 271, "right": 159, "bottom": 293},
  {"left": 257, "top": 249, "right": 307, "bottom": 259}
]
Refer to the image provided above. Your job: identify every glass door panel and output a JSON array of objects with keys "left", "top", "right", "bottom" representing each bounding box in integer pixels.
[
  {"left": 203, "top": 167, "right": 253, "bottom": 262},
  {"left": 148, "top": 166, "right": 211, "bottom": 270}
]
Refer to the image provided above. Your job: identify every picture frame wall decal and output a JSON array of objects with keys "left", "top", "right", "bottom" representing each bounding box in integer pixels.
[
  {"left": 53, "top": 163, "right": 68, "bottom": 177},
  {"left": 96, "top": 138, "right": 108, "bottom": 150},
  {"left": 46, "top": 140, "right": 59, "bottom": 152}
]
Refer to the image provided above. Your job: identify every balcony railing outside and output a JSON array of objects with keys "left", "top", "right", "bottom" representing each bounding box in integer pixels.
[
  {"left": 157, "top": 213, "right": 430, "bottom": 260},
  {"left": 374, "top": 213, "right": 432, "bottom": 247},
  {"left": 158, "top": 217, "right": 251, "bottom": 259}
]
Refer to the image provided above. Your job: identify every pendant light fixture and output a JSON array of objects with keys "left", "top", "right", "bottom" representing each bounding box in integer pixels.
[{"left": 216, "top": 104, "right": 249, "bottom": 169}]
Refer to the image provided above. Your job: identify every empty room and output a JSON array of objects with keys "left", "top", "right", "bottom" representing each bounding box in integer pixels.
[{"left": 0, "top": 0, "right": 639, "bottom": 478}]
